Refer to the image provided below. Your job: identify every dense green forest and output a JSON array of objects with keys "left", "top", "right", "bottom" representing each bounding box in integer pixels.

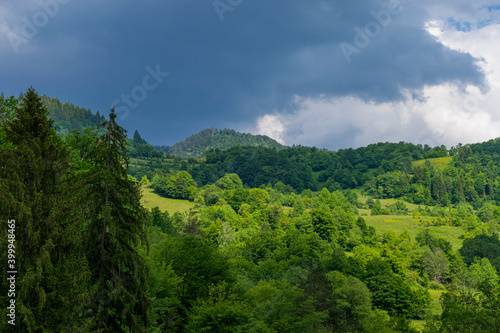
[
  {"left": 10, "top": 94, "right": 162, "bottom": 160},
  {"left": 185, "top": 142, "right": 500, "bottom": 210},
  {"left": 40, "top": 95, "right": 107, "bottom": 136},
  {"left": 169, "top": 128, "right": 284, "bottom": 158},
  {"left": 1, "top": 91, "right": 500, "bottom": 332},
  {"left": 190, "top": 143, "right": 445, "bottom": 190}
]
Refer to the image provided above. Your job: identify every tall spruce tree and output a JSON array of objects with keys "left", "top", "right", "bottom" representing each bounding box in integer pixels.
[
  {"left": 0, "top": 95, "right": 18, "bottom": 145},
  {"left": 133, "top": 130, "right": 147, "bottom": 144},
  {"left": 84, "top": 108, "right": 149, "bottom": 332},
  {"left": 0, "top": 88, "right": 90, "bottom": 332}
]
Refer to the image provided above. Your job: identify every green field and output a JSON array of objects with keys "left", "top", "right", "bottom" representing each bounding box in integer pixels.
[
  {"left": 358, "top": 195, "right": 433, "bottom": 212},
  {"left": 413, "top": 157, "right": 453, "bottom": 170},
  {"left": 140, "top": 187, "right": 195, "bottom": 213},
  {"left": 428, "top": 289, "right": 444, "bottom": 315},
  {"left": 363, "top": 215, "right": 464, "bottom": 250},
  {"left": 357, "top": 195, "right": 464, "bottom": 250}
]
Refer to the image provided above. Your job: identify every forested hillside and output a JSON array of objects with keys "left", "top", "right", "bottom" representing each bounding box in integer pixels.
[
  {"left": 40, "top": 95, "right": 107, "bottom": 136},
  {"left": 1, "top": 91, "right": 500, "bottom": 332},
  {"left": 169, "top": 127, "right": 285, "bottom": 158},
  {"left": 41, "top": 95, "right": 164, "bottom": 160},
  {"left": 188, "top": 143, "right": 448, "bottom": 191},
  {"left": 184, "top": 141, "right": 500, "bottom": 210}
]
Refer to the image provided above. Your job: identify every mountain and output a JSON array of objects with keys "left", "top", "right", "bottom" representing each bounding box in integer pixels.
[
  {"left": 168, "top": 128, "right": 285, "bottom": 158},
  {"left": 40, "top": 95, "right": 107, "bottom": 136},
  {"left": 37, "top": 95, "right": 163, "bottom": 159}
]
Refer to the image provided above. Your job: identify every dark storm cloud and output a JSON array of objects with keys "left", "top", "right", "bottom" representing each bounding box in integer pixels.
[{"left": 0, "top": 0, "right": 486, "bottom": 146}]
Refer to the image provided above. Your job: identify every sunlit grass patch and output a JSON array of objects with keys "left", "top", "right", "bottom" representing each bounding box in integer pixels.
[
  {"left": 428, "top": 289, "right": 444, "bottom": 316},
  {"left": 413, "top": 157, "right": 453, "bottom": 170},
  {"left": 140, "top": 187, "right": 195, "bottom": 213},
  {"left": 364, "top": 215, "right": 464, "bottom": 250}
]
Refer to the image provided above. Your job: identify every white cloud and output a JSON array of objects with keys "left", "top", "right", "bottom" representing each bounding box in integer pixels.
[
  {"left": 425, "top": 1, "right": 500, "bottom": 25},
  {"left": 254, "top": 114, "right": 286, "bottom": 144},
  {"left": 254, "top": 18, "right": 500, "bottom": 150}
]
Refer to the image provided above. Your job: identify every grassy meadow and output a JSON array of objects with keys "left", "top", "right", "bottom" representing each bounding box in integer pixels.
[
  {"left": 363, "top": 215, "right": 464, "bottom": 250},
  {"left": 358, "top": 196, "right": 464, "bottom": 250},
  {"left": 412, "top": 156, "right": 453, "bottom": 170},
  {"left": 140, "top": 187, "right": 195, "bottom": 213}
]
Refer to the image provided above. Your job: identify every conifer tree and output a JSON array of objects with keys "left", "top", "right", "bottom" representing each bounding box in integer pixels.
[
  {"left": 0, "top": 87, "right": 89, "bottom": 332},
  {"left": 0, "top": 95, "right": 18, "bottom": 144},
  {"left": 84, "top": 108, "right": 149, "bottom": 332},
  {"left": 133, "top": 129, "right": 147, "bottom": 144}
]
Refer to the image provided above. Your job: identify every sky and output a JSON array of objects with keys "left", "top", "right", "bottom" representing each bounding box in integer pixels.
[{"left": 1, "top": 0, "right": 500, "bottom": 150}]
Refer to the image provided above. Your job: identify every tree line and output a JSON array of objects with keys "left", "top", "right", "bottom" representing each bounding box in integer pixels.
[{"left": 169, "top": 128, "right": 284, "bottom": 158}]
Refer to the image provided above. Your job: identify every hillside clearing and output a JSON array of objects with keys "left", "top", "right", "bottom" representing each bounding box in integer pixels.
[
  {"left": 413, "top": 157, "right": 453, "bottom": 170},
  {"left": 140, "top": 187, "right": 195, "bottom": 213},
  {"left": 363, "top": 215, "right": 464, "bottom": 250}
]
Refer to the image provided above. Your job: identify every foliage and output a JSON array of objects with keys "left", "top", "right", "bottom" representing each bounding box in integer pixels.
[
  {"left": 364, "top": 259, "right": 431, "bottom": 319},
  {"left": 422, "top": 248, "right": 450, "bottom": 284},
  {"left": 152, "top": 171, "right": 198, "bottom": 200},
  {"left": 6, "top": 90, "right": 500, "bottom": 332},
  {"left": 80, "top": 108, "right": 149, "bottom": 332},
  {"left": 160, "top": 236, "right": 233, "bottom": 323},
  {"left": 40, "top": 94, "right": 106, "bottom": 137},
  {"left": 459, "top": 234, "right": 500, "bottom": 265},
  {"left": 416, "top": 229, "right": 453, "bottom": 254},
  {"left": 0, "top": 94, "right": 18, "bottom": 144},
  {"left": 310, "top": 209, "right": 337, "bottom": 242},
  {"left": 169, "top": 127, "right": 284, "bottom": 158},
  {"left": 326, "top": 271, "right": 373, "bottom": 332},
  {"left": 0, "top": 88, "right": 90, "bottom": 332},
  {"left": 128, "top": 130, "right": 163, "bottom": 158},
  {"left": 186, "top": 282, "right": 251, "bottom": 332},
  {"left": 424, "top": 285, "right": 500, "bottom": 332},
  {"left": 190, "top": 141, "right": 450, "bottom": 193}
]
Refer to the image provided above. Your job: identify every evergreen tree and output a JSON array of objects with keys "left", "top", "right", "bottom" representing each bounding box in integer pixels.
[
  {"left": 133, "top": 129, "right": 147, "bottom": 144},
  {"left": 84, "top": 108, "right": 149, "bottom": 332},
  {"left": 0, "top": 88, "right": 89, "bottom": 332},
  {"left": 432, "top": 172, "right": 447, "bottom": 205},
  {"left": 0, "top": 95, "right": 18, "bottom": 144}
]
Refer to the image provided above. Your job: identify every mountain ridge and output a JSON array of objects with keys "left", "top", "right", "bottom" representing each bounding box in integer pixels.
[{"left": 168, "top": 127, "right": 285, "bottom": 158}]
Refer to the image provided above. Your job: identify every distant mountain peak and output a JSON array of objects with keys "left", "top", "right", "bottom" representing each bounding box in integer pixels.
[{"left": 169, "top": 128, "right": 285, "bottom": 158}]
